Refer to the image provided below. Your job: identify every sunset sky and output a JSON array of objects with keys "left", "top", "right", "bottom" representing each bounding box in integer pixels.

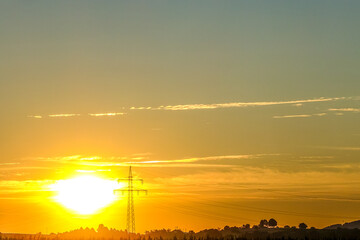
[{"left": 1, "top": 0, "right": 360, "bottom": 234}]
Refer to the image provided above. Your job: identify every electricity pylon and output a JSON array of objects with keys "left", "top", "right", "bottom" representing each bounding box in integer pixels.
[{"left": 115, "top": 166, "right": 147, "bottom": 234}]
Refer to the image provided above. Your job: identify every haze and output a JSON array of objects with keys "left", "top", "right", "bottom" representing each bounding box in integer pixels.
[{"left": 0, "top": 0, "right": 359, "bottom": 234}]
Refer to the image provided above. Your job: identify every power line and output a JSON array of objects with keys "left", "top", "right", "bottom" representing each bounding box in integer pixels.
[
  {"left": 115, "top": 166, "right": 147, "bottom": 234},
  {"left": 134, "top": 168, "right": 360, "bottom": 221}
]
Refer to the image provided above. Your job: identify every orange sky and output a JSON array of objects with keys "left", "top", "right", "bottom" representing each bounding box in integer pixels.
[{"left": 1, "top": 0, "right": 360, "bottom": 234}]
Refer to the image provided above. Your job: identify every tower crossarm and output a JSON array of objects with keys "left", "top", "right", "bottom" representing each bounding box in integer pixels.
[
  {"left": 113, "top": 166, "right": 147, "bottom": 235},
  {"left": 114, "top": 188, "right": 147, "bottom": 195},
  {"left": 117, "top": 178, "right": 144, "bottom": 184}
]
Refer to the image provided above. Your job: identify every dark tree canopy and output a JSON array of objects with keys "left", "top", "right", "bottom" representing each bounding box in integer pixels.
[
  {"left": 299, "top": 223, "right": 308, "bottom": 229},
  {"left": 268, "top": 218, "right": 277, "bottom": 227},
  {"left": 259, "top": 219, "right": 268, "bottom": 228},
  {"left": 243, "top": 224, "right": 250, "bottom": 229},
  {"left": 4, "top": 223, "right": 360, "bottom": 240}
]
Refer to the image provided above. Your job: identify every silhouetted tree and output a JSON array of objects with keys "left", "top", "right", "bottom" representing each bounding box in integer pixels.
[
  {"left": 242, "top": 224, "right": 250, "bottom": 229},
  {"left": 268, "top": 219, "right": 277, "bottom": 228},
  {"left": 259, "top": 220, "right": 268, "bottom": 228},
  {"left": 299, "top": 223, "right": 308, "bottom": 230}
]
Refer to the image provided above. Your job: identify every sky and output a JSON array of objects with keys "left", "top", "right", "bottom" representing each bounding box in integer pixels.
[{"left": 0, "top": 0, "right": 360, "bottom": 234}]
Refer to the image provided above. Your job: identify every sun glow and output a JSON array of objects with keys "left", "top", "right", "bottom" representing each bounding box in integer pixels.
[{"left": 51, "top": 175, "right": 120, "bottom": 214}]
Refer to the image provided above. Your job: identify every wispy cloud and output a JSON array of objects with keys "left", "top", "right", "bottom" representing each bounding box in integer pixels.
[
  {"left": 273, "top": 113, "right": 327, "bottom": 119},
  {"left": 28, "top": 155, "right": 144, "bottom": 168},
  {"left": 28, "top": 113, "right": 127, "bottom": 119},
  {"left": 125, "top": 154, "right": 274, "bottom": 165},
  {"left": 130, "top": 107, "right": 153, "bottom": 110},
  {"left": 27, "top": 96, "right": 355, "bottom": 118},
  {"left": 329, "top": 108, "right": 360, "bottom": 113},
  {"left": 293, "top": 103, "right": 303, "bottom": 107},
  {"left": 48, "top": 113, "right": 80, "bottom": 118},
  {"left": 27, "top": 115, "right": 43, "bottom": 119},
  {"left": 131, "top": 97, "right": 345, "bottom": 111},
  {"left": 0, "top": 166, "right": 51, "bottom": 171},
  {"left": 34, "top": 155, "right": 102, "bottom": 162},
  {"left": 0, "top": 179, "right": 55, "bottom": 195},
  {"left": 313, "top": 113, "right": 327, "bottom": 116},
  {"left": 88, "top": 112, "right": 126, "bottom": 117},
  {"left": 30, "top": 153, "right": 276, "bottom": 168},
  {"left": 0, "top": 162, "right": 20, "bottom": 166},
  {"left": 273, "top": 114, "right": 311, "bottom": 119}
]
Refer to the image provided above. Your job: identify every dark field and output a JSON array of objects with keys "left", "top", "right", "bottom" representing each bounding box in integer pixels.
[{"left": 2, "top": 226, "right": 360, "bottom": 240}]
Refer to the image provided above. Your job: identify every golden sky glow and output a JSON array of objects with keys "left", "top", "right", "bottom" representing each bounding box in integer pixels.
[{"left": 1, "top": 0, "right": 360, "bottom": 235}]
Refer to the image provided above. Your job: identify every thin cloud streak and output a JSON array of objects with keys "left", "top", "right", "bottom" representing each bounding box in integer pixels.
[
  {"left": 27, "top": 97, "right": 355, "bottom": 118},
  {"left": 27, "top": 115, "right": 43, "bottom": 119},
  {"left": 124, "top": 154, "right": 276, "bottom": 165},
  {"left": 131, "top": 97, "right": 346, "bottom": 111},
  {"left": 273, "top": 113, "right": 327, "bottom": 119},
  {"left": 36, "top": 154, "right": 277, "bottom": 168},
  {"left": 0, "top": 179, "right": 55, "bottom": 195},
  {"left": 28, "top": 113, "right": 126, "bottom": 118},
  {"left": 0, "top": 162, "right": 20, "bottom": 166},
  {"left": 313, "top": 113, "right": 327, "bottom": 116},
  {"left": 273, "top": 114, "right": 311, "bottom": 119},
  {"left": 88, "top": 112, "right": 126, "bottom": 117},
  {"left": 329, "top": 108, "right": 360, "bottom": 112},
  {"left": 48, "top": 114, "right": 80, "bottom": 118},
  {"left": 33, "top": 155, "right": 102, "bottom": 162}
]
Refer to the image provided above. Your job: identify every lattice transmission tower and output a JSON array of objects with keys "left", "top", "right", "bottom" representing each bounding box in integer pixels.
[{"left": 115, "top": 166, "right": 147, "bottom": 234}]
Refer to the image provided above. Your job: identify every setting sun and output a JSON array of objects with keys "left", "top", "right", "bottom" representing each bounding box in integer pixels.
[
  {"left": 1, "top": 1, "right": 360, "bottom": 237},
  {"left": 51, "top": 175, "right": 120, "bottom": 215}
]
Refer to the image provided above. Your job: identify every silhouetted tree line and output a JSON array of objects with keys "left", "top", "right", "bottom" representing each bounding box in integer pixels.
[{"left": 2, "top": 219, "right": 360, "bottom": 240}]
